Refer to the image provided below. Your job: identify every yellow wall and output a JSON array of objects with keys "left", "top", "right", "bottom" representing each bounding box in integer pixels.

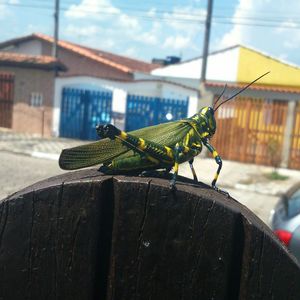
[{"left": 237, "top": 47, "right": 300, "bottom": 87}]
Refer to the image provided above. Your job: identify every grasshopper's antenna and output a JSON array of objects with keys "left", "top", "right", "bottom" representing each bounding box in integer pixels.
[
  {"left": 213, "top": 84, "right": 227, "bottom": 109},
  {"left": 214, "top": 71, "right": 270, "bottom": 111}
]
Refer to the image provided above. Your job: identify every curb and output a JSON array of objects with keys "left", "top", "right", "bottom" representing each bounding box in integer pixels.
[{"left": 31, "top": 151, "right": 60, "bottom": 161}]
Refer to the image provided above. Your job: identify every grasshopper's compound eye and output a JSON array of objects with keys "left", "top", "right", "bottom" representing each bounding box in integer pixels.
[{"left": 207, "top": 107, "right": 214, "bottom": 114}]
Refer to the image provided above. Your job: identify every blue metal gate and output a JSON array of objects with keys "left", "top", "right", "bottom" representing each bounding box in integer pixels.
[
  {"left": 60, "top": 88, "right": 112, "bottom": 140},
  {"left": 125, "top": 94, "right": 189, "bottom": 131}
]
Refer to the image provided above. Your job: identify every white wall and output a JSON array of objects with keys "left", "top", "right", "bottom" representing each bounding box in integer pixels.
[
  {"left": 53, "top": 76, "right": 199, "bottom": 136},
  {"left": 150, "top": 47, "right": 239, "bottom": 82},
  {"left": 2, "top": 40, "right": 43, "bottom": 56}
]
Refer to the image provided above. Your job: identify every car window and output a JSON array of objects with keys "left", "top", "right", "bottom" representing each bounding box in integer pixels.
[{"left": 288, "top": 189, "right": 300, "bottom": 218}]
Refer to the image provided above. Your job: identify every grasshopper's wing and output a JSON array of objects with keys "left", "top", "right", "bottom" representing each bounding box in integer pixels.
[
  {"left": 116, "top": 121, "right": 192, "bottom": 161},
  {"left": 59, "top": 138, "right": 129, "bottom": 170},
  {"left": 59, "top": 121, "right": 192, "bottom": 170},
  {"left": 131, "top": 120, "right": 191, "bottom": 146}
]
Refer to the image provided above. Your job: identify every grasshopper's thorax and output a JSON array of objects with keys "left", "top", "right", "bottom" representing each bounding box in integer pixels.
[{"left": 191, "top": 106, "right": 216, "bottom": 139}]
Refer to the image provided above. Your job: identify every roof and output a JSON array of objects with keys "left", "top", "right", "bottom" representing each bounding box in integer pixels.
[
  {"left": 151, "top": 45, "right": 300, "bottom": 88},
  {"left": 0, "top": 52, "right": 67, "bottom": 71},
  {"left": 205, "top": 81, "right": 300, "bottom": 95},
  {"left": 151, "top": 45, "right": 240, "bottom": 81},
  {"left": 0, "top": 33, "right": 159, "bottom": 74}
]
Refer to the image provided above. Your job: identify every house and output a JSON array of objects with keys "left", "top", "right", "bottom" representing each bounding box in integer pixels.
[
  {"left": 0, "top": 52, "right": 66, "bottom": 136},
  {"left": 0, "top": 33, "right": 158, "bottom": 80},
  {"left": 147, "top": 45, "right": 300, "bottom": 169},
  {"left": 0, "top": 33, "right": 198, "bottom": 138}
]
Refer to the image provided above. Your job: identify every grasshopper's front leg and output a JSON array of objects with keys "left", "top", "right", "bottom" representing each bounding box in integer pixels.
[
  {"left": 202, "top": 139, "right": 228, "bottom": 196},
  {"left": 170, "top": 143, "right": 181, "bottom": 190},
  {"left": 170, "top": 132, "right": 202, "bottom": 189},
  {"left": 188, "top": 158, "right": 198, "bottom": 182}
]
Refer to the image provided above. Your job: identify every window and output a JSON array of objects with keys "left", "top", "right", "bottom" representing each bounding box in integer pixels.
[
  {"left": 288, "top": 189, "right": 300, "bottom": 218},
  {"left": 30, "top": 92, "right": 43, "bottom": 107}
]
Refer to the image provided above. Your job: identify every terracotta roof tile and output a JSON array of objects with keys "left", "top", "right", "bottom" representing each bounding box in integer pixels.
[
  {"left": 205, "top": 81, "right": 300, "bottom": 94},
  {"left": 0, "top": 52, "right": 67, "bottom": 71},
  {"left": 33, "top": 33, "right": 159, "bottom": 74}
]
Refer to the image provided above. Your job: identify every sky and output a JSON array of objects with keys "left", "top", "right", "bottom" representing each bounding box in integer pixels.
[{"left": 1, "top": 0, "right": 300, "bottom": 65}]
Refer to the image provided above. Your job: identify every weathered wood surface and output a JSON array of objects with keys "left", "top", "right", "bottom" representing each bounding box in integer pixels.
[{"left": 0, "top": 169, "right": 299, "bottom": 300}]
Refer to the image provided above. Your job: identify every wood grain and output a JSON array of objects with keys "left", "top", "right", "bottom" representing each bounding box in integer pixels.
[{"left": 0, "top": 170, "right": 299, "bottom": 299}]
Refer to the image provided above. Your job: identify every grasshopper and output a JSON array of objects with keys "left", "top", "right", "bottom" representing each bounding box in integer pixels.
[{"left": 59, "top": 72, "right": 269, "bottom": 190}]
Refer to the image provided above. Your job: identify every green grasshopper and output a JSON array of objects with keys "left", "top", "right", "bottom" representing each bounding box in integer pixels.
[{"left": 59, "top": 72, "right": 269, "bottom": 190}]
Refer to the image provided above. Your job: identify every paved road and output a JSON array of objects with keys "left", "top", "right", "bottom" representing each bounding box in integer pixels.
[
  {"left": 225, "top": 187, "right": 277, "bottom": 226},
  {"left": 0, "top": 151, "right": 278, "bottom": 226},
  {"left": 0, "top": 151, "right": 66, "bottom": 200}
]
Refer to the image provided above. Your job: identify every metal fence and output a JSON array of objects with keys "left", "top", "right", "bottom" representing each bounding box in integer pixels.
[
  {"left": 290, "top": 102, "right": 300, "bottom": 169},
  {"left": 60, "top": 88, "right": 112, "bottom": 140},
  {"left": 0, "top": 73, "right": 14, "bottom": 128},
  {"left": 125, "top": 94, "right": 189, "bottom": 131},
  {"left": 212, "top": 96, "right": 288, "bottom": 167}
]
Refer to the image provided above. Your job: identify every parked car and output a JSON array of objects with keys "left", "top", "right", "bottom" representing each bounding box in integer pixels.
[{"left": 270, "top": 182, "right": 300, "bottom": 261}]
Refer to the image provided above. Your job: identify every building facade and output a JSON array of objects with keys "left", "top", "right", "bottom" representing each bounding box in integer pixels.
[{"left": 0, "top": 52, "right": 66, "bottom": 136}]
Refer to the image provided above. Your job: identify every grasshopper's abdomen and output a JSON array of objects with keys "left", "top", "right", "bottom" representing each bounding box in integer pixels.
[{"left": 108, "top": 155, "right": 168, "bottom": 171}]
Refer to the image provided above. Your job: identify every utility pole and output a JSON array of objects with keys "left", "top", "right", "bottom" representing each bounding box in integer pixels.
[
  {"left": 198, "top": 0, "right": 214, "bottom": 109},
  {"left": 52, "top": 0, "right": 60, "bottom": 58},
  {"left": 200, "top": 0, "right": 213, "bottom": 83}
]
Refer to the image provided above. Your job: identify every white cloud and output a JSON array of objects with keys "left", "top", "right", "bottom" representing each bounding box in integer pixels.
[
  {"left": 65, "top": 0, "right": 141, "bottom": 37},
  {"left": 124, "top": 47, "right": 137, "bottom": 57},
  {"left": 163, "top": 6, "right": 205, "bottom": 33},
  {"left": 0, "top": 0, "right": 19, "bottom": 20},
  {"left": 63, "top": 1, "right": 203, "bottom": 60},
  {"left": 118, "top": 14, "right": 139, "bottom": 30},
  {"left": 65, "top": 25, "right": 100, "bottom": 37},
  {"left": 64, "top": 24, "right": 116, "bottom": 50},
  {"left": 276, "top": 20, "right": 297, "bottom": 33},
  {"left": 275, "top": 20, "right": 300, "bottom": 50},
  {"left": 147, "top": 8, "right": 157, "bottom": 17},
  {"left": 217, "top": 0, "right": 300, "bottom": 64},
  {"left": 143, "top": 6, "right": 205, "bottom": 53},
  {"left": 163, "top": 35, "right": 191, "bottom": 50},
  {"left": 139, "top": 32, "right": 158, "bottom": 45},
  {"left": 218, "top": 0, "right": 254, "bottom": 48},
  {"left": 136, "top": 21, "right": 161, "bottom": 46},
  {"left": 65, "top": 0, "right": 120, "bottom": 19}
]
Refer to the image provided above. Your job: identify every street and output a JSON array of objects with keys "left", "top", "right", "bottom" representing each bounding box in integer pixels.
[
  {"left": 0, "top": 151, "right": 66, "bottom": 200},
  {"left": 0, "top": 151, "right": 278, "bottom": 226}
]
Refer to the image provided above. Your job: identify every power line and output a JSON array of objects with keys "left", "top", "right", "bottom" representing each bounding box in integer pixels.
[
  {"left": 2, "top": 1, "right": 300, "bottom": 29},
  {"left": 9, "top": 0, "right": 300, "bottom": 19},
  {"left": 4, "top": 0, "right": 299, "bottom": 23}
]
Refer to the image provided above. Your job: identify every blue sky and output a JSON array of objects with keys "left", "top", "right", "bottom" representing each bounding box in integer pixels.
[{"left": 1, "top": 0, "right": 300, "bottom": 65}]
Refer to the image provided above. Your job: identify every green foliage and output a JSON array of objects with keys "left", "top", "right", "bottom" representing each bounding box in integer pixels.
[
  {"left": 265, "top": 170, "right": 289, "bottom": 181},
  {"left": 267, "top": 137, "right": 282, "bottom": 170}
]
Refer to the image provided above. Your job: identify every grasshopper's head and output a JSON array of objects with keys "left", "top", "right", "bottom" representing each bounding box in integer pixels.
[
  {"left": 196, "top": 106, "right": 216, "bottom": 138},
  {"left": 194, "top": 72, "right": 271, "bottom": 140}
]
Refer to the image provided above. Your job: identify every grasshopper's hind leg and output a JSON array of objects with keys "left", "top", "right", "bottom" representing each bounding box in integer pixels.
[
  {"left": 140, "top": 166, "right": 172, "bottom": 178},
  {"left": 105, "top": 155, "right": 160, "bottom": 173}
]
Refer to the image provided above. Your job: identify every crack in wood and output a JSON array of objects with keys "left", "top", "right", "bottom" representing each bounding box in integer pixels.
[
  {"left": 134, "top": 180, "right": 152, "bottom": 299},
  {"left": 68, "top": 215, "right": 82, "bottom": 271},
  {"left": 0, "top": 200, "right": 8, "bottom": 251},
  {"left": 26, "top": 192, "right": 35, "bottom": 300},
  {"left": 190, "top": 199, "right": 216, "bottom": 286}
]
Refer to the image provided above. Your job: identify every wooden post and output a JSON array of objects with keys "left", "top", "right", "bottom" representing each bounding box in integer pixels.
[
  {"left": 281, "top": 100, "right": 296, "bottom": 168},
  {"left": 0, "top": 170, "right": 300, "bottom": 299}
]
